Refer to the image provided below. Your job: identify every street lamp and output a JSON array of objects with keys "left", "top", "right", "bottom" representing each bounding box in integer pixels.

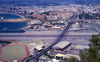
[{"left": 27, "top": 36, "right": 28, "bottom": 45}]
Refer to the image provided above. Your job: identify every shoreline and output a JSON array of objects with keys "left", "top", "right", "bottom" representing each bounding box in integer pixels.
[
  {"left": 0, "top": 12, "right": 31, "bottom": 22},
  {"left": 21, "top": 25, "right": 31, "bottom": 29},
  {"left": 0, "top": 12, "right": 31, "bottom": 30},
  {"left": 0, "top": 12, "right": 26, "bottom": 19}
]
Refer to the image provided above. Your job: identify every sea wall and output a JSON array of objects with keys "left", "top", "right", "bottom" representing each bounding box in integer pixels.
[{"left": 0, "top": 19, "right": 30, "bottom": 22}]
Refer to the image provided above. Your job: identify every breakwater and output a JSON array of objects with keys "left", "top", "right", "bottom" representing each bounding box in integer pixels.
[
  {"left": 0, "top": 29, "right": 25, "bottom": 33},
  {"left": 0, "top": 19, "right": 30, "bottom": 22}
]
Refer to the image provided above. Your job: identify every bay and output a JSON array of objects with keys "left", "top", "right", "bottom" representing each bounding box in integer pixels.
[
  {"left": 0, "top": 14, "right": 21, "bottom": 19},
  {"left": 0, "top": 14, "right": 27, "bottom": 33},
  {"left": 0, "top": 22, "right": 27, "bottom": 30}
]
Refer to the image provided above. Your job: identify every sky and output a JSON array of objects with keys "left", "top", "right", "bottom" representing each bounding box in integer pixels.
[
  {"left": 2, "top": 0, "right": 99, "bottom": 1},
  {"left": 1, "top": 0, "right": 88, "bottom": 1},
  {"left": 2, "top": 0, "right": 100, "bottom": 4}
]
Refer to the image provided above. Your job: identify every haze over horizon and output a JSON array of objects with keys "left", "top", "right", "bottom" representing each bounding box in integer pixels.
[
  {"left": 1, "top": 0, "right": 100, "bottom": 6},
  {"left": 2, "top": 0, "right": 100, "bottom": 2}
]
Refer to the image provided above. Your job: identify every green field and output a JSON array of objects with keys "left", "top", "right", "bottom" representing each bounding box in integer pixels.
[{"left": 0, "top": 44, "right": 29, "bottom": 61}]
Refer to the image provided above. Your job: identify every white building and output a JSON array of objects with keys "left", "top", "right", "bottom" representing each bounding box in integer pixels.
[
  {"left": 53, "top": 41, "right": 71, "bottom": 51},
  {"left": 70, "top": 22, "right": 80, "bottom": 30},
  {"left": 55, "top": 53, "right": 80, "bottom": 60},
  {"left": 35, "top": 45, "right": 44, "bottom": 51},
  {"left": 47, "top": 15, "right": 58, "bottom": 20}
]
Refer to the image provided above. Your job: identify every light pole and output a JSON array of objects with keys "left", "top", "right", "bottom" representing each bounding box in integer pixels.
[{"left": 27, "top": 36, "right": 28, "bottom": 45}]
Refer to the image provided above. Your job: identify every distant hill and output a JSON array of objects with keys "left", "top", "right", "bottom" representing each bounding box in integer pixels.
[
  {"left": 1, "top": 0, "right": 100, "bottom": 6},
  {"left": 16, "top": 0, "right": 100, "bottom": 1}
]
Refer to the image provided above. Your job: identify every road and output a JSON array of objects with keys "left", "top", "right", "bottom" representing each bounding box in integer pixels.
[{"left": 24, "top": 22, "right": 73, "bottom": 62}]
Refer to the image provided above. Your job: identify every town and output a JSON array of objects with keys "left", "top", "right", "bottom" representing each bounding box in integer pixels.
[{"left": 0, "top": 1, "right": 100, "bottom": 62}]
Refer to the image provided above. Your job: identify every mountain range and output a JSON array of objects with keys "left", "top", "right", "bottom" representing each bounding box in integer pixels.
[{"left": 1, "top": 0, "right": 100, "bottom": 6}]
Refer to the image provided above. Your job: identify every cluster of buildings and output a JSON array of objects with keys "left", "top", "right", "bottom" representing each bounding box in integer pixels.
[
  {"left": 0, "top": 4, "right": 100, "bottom": 21},
  {"left": 70, "top": 22, "right": 80, "bottom": 30},
  {"left": 28, "top": 20, "right": 68, "bottom": 30},
  {"left": 0, "top": 4, "right": 99, "bottom": 20},
  {"left": 83, "top": 5, "right": 100, "bottom": 14},
  {"left": 32, "top": 11, "right": 73, "bottom": 20},
  {"left": 29, "top": 40, "right": 89, "bottom": 62}
]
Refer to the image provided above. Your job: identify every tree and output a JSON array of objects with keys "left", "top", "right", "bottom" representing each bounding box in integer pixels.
[
  {"left": 69, "top": 56, "right": 79, "bottom": 62},
  {"left": 79, "top": 50, "right": 88, "bottom": 62},
  {"left": 63, "top": 57, "right": 79, "bottom": 62},
  {"left": 89, "top": 35, "right": 100, "bottom": 47},
  {"left": 79, "top": 35, "right": 100, "bottom": 62}
]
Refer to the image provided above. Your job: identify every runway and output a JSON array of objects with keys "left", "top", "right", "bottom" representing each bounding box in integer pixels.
[{"left": 0, "top": 35, "right": 92, "bottom": 37}]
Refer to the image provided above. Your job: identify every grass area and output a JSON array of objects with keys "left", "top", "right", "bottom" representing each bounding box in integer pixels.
[
  {"left": 18, "top": 41, "right": 43, "bottom": 44},
  {"left": 0, "top": 44, "right": 29, "bottom": 61}
]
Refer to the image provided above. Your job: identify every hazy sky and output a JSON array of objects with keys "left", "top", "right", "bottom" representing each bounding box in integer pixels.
[
  {"left": 2, "top": 0, "right": 98, "bottom": 1},
  {"left": 2, "top": 0, "right": 89, "bottom": 1}
]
